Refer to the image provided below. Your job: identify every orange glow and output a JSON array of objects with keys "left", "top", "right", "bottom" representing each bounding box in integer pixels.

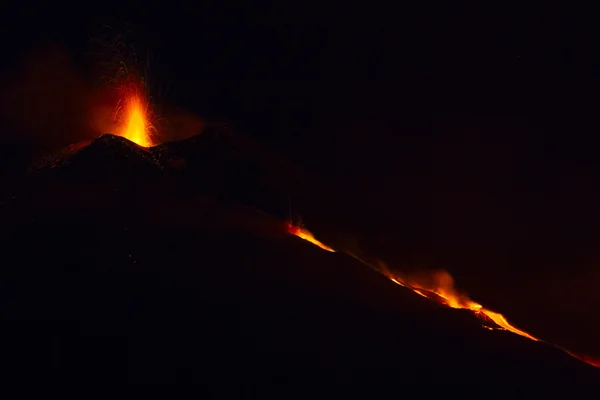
[
  {"left": 383, "top": 268, "right": 600, "bottom": 366},
  {"left": 110, "top": 78, "right": 155, "bottom": 147},
  {"left": 285, "top": 221, "right": 599, "bottom": 368},
  {"left": 476, "top": 309, "right": 539, "bottom": 341},
  {"left": 390, "top": 278, "right": 405, "bottom": 287},
  {"left": 286, "top": 222, "right": 335, "bottom": 252},
  {"left": 562, "top": 350, "right": 600, "bottom": 369},
  {"left": 385, "top": 270, "right": 540, "bottom": 341},
  {"left": 120, "top": 95, "right": 152, "bottom": 147}
]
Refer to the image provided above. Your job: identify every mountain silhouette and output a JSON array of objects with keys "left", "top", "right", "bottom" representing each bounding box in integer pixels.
[{"left": 0, "top": 126, "right": 598, "bottom": 389}]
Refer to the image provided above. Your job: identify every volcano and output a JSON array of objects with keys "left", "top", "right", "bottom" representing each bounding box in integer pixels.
[{"left": 1, "top": 127, "right": 599, "bottom": 389}]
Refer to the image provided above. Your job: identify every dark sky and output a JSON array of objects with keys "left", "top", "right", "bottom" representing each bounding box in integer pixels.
[
  {"left": 3, "top": 3, "right": 600, "bottom": 356},
  {"left": 2, "top": 4, "right": 600, "bottom": 167},
  {"left": 2, "top": 4, "right": 600, "bottom": 154}
]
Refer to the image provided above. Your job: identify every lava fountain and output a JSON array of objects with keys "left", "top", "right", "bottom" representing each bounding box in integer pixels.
[
  {"left": 115, "top": 81, "right": 154, "bottom": 147},
  {"left": 121, "top": 94, "right": 151, "bottom": 147}
]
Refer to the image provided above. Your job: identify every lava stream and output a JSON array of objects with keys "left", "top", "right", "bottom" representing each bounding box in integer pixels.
[
  {"left": 286, "top": 221, "right": 600, "bottom": 369},
  {"left": 384, "top": 272, "right": 540, "bottom": 342},
  {"left": 286, "top": 223, "right": 335, "bottom": 252}
]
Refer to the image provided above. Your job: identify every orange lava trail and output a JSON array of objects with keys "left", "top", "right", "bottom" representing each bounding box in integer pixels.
[
  {"left": 385, "top": 275, "right": 540, "bottom": 342},
  {"left": 286, "top": 222, "right": 335, "bottom": 252},
  {"left": 286, "top": 221, "right": 600, "bottom": 369}
]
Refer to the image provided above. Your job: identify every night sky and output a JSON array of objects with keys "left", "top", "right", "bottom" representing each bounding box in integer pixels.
[{"left": 3, "top": 3, "right": 600, "bottom": 365}]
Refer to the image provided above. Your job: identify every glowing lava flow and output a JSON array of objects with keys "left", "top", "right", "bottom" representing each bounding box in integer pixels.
[
  {"left": 286, "top": 222, "right": 600, "bottom": 369},
  {"left": 383, "top": 271, "right": 540, "bottom": 342},
  {"left": 383, "top": 270, "right": 600, "bottom": 367},
  {"left": 286, "top": 222, "right": 335, "bottom": 252}
]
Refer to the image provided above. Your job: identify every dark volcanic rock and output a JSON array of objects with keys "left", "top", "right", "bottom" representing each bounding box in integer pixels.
[
  {"left": 28, "top": 127, "right": 307, "bottom": 220},
  {"left": 2, "top": 127, "right": 598, "bottom": 388},
  {"left": 29, "top": 134, "right": 163, "bottom": 177},
  {"left": 2, "top": 202, "right": 599, "bottom": 387}
]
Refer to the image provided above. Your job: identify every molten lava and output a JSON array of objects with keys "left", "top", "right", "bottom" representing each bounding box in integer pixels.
[
  {"left": 287, "top": 221, "right": 600, "bottom": 369},
  {"left": 111, "top": 78, "right": 155, "bottom": 147},
  {"left": 286, "top": 222, "right": 335, "bottom": 252},
  {"left": 383, "top": 269, "right": 600, "bottom": 367},
  {"left": 121, "top": 95, "right": 152, "bottom": 147},
  {"left": 384, "top": 270, "right": 540, "bottom": 342}
]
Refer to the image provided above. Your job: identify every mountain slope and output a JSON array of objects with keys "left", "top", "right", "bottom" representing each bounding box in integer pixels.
[{"left": 1, "top": 130, "right": 598, "bottom": 387}]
